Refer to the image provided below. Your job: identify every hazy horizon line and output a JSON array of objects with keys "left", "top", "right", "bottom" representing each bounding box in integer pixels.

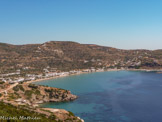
[{"left": 0, "top": 40, "right": 161, "bottom": 51}]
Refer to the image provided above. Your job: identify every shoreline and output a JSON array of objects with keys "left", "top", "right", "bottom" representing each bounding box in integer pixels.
[
  {"left": 26, "top": 71, "right": 89, "bottom": 84},
  {"left": 6, "top": 68, "right": 162, "bottom": 122},
  {"left": 26, "top": 68, "right": 162, "bottom": 84}
]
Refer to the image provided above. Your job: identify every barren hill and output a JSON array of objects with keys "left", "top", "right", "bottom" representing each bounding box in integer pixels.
[{"left": 0, "top": 41, "right": 161, "bottom": 73}]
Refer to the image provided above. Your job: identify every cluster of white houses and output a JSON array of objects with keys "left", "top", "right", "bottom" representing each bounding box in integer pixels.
[{"left": 0, "top": 67, "right": 105, "bottom": 84}]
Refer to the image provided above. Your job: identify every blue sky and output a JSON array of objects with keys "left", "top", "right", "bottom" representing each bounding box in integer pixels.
[{"left": 0, "top": 0, "right": 162, "bottom": 49}]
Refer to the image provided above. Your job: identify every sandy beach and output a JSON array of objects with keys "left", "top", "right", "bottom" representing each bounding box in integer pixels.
[{"left": 26, "top": 68, "right": 162, "bottom": 84}]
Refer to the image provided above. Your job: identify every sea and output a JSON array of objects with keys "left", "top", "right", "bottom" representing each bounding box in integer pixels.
[{"left": 34, "top": 71, "right": 162, "bottom": 122}]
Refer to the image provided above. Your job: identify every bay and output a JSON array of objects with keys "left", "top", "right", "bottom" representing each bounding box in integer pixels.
[{"left": 35, "top": 71, "right": 162, "bottom": 122}]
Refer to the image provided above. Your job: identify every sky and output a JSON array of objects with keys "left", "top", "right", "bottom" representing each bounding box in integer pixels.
[{"left": 0, "top": 0, "right": 162, "bottom": 50}]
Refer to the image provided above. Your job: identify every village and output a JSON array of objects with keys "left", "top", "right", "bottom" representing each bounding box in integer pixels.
[{"left": 0, "top": 67, "right": 105, "bottom": 84}]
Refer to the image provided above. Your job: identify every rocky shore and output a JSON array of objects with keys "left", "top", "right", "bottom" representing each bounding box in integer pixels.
[
  {"left": 0, "top": 82, "right": 83, "bottom": 122},
  {"left": 7, "top": 83, "right": 78, "bottom": 106}
]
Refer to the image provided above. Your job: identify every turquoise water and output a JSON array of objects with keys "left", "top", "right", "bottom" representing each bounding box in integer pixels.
[{"left": 35, "top": 71, "right": 162, "bottom": 122}]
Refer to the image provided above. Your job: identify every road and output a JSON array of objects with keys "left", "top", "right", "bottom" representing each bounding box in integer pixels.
[{"left": 0, "top": 83, "right": 18, "bottom": 94}]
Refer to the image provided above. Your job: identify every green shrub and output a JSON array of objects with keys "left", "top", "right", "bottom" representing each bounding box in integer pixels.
[
  {"left": 19, "top": 85, "right": 24, "bottom": 91},
  {"left": 0, "top": 81, "right": 5, "bottom": 84},
  {"left": 49, "top": 114, "right": 57, "bottom": 120},
  {"left": 13, "top": 85, "right": 24, "bottom": 92},
  {"left": 35, "top": 90, "right": 40, "bottom": 95},
  {"left": 0, "top": 102, "right": 58, "bottom": 122},
  {"left": 68, "top": 111, "right": 75, "bottom": 116},
  {"left": 25, "top": 90, "right": 33, "bottom": 99},
  {"left": 28, "top": 84, "right": 38, "bottom": 89},
  {"left": 13, "top": 85, "right": 19, "bottom": 91}
]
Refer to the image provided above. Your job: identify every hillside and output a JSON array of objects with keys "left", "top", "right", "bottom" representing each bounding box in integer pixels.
[
  {"left": 0, "top": 82, "right": 82, "bottom": 122},
  {"left": 8, "top": 83, "right": 77, "bottom": 105},
  {"left": 0, "top": 41, "right": 161, "bottom": 74},
  {"left": 0, "top": 101, "right": 82, "bottom": 122}
]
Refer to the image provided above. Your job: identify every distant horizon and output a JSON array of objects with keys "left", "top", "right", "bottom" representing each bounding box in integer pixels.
[
  {"left": 0, "top": 40, "right": 161, "bottom": 50},
  {"left": 0, "top": 0, "right": 162, "bottom": 50}
]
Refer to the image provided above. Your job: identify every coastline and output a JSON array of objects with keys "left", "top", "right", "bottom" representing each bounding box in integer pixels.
[
  {"left": 26, "top": 72, "right": 89, "bottom": 84},
  {"left": 3, "top": 68, "right": 161, "bottom": 122},
  {"left": 26, "top": 68, "right": 162, "bottom": 84}
]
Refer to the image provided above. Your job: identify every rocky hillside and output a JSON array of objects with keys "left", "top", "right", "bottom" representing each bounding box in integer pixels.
[
  {"left": 6, "top": 83, "right": 77, "bottom": 105},
  {"left": 0, "top": 101, "right": 83, "bottom": 122},
  {"left": 0, "top": 83, "right": 81, "bottom": 122},
  {"left": 0, "top": 41, "right": 162, "bottom": 73}
]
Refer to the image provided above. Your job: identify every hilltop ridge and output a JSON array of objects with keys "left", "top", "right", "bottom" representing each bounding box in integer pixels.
[{"left": 0, "top": 41, "right": 161, "bottom": 74}]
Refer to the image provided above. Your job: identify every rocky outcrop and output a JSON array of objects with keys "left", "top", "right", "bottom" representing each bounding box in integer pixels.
[
  {"left": 10, "top": 83, "right": 77, "bottom": 105},
  {"left": 41, "top": 108, "right": 84, "bottom": 122},
  {"left": 0, "top": 101, "right": 83, "bottom": 122},
  {"left": 0, "top": 83, "right": 82, "bottom": 122}
]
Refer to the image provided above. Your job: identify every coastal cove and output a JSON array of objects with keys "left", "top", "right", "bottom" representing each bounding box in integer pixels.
[{"left": 35, "top": 71, "right": 162, "bottom": 122}]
